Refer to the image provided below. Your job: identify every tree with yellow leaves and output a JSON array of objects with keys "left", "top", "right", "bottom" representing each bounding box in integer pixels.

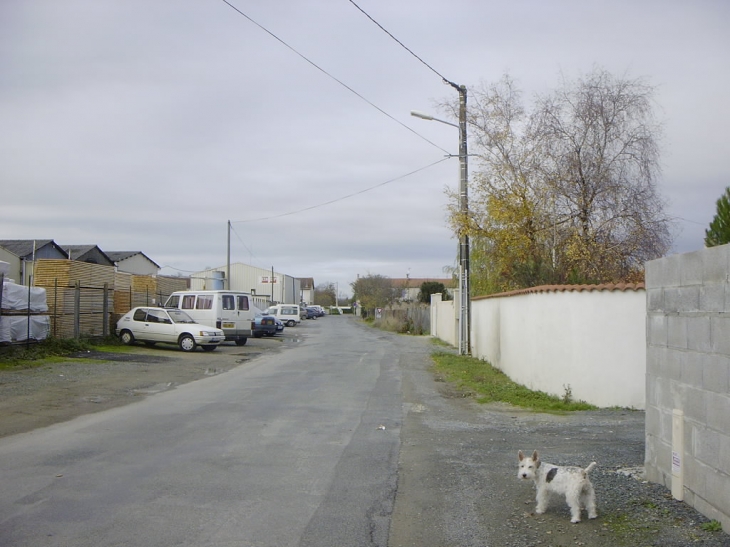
[{"left": 444, "top": 69, "right": 673, "bottom": 294}]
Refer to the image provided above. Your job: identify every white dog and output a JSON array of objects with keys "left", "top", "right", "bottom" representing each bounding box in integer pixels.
[{"left": 517, "top": 450, "right": 597, "bottom": 523}]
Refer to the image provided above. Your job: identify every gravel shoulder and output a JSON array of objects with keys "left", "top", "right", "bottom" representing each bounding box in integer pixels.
[
  {"left": 0, "top": 341, "right": 276, "bottom": 439},
  {"left": 390, "top": 335, "right": 730, "bottom": 547}
]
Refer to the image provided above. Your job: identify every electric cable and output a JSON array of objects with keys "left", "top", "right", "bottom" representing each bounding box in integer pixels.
[
  {"left": 218, "top": 0, "right": 451, "bottom": 155},
  {"left": 232, "top": 157, "right": 450, "bottom": 224}
]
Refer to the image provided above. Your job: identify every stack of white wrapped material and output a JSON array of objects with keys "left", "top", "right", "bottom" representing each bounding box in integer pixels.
[{"left": 0, "top": 281, "right": 50, "bottom": 343}]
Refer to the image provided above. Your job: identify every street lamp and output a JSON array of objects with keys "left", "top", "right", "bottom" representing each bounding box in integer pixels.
[{"left": 411, "top": 89, "right": 471, "bottom": 356}]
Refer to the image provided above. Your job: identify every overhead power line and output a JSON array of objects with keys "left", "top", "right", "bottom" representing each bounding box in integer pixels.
[
  {"left": 231, "top": 157, "right": 450, "bottom": 224},
  {"left": 347, "top": 0, "right": 462, "bottom": 91},
  {"left": 218, "top": 0, "right": 451, "bottom": 155}
]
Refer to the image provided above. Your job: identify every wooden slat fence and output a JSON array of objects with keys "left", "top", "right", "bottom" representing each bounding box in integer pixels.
[{"left": 33, "top": 260, "right": 188, "bottom": 339}]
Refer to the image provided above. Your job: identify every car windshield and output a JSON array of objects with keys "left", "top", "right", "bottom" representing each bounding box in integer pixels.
[{"left": 167, "top": 309, "right": 196, "bottom": 324}]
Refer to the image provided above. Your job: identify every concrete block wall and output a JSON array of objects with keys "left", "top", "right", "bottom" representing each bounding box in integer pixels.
[{"left": 645, "top": 244, "right": 730, "bottom": 530}]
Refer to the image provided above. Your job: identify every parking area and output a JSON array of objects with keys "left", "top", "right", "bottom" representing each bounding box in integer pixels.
[{"left": 0, "top": 319, "right": 321, "bottom": 439}]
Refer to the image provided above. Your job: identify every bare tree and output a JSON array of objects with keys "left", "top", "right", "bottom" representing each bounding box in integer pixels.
[
  {"left": 350, "top": 274, "right": 399, "bottom": 311},
  {"left": 313, "top": 282, "right": 337, "bottom": 307},
  {"left": 445, "top": 68, "right": 673, "bottom": 292},
  {"left": 533, "top": 69, "right": 672, "bottom": 282}
]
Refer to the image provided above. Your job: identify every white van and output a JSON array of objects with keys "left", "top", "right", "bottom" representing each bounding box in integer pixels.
[
  {"left": 265, "top": 304, "right": 301, "bottom": 327},
  {"left": 164, "top": 290, "right": 255, "bottom": 346}
]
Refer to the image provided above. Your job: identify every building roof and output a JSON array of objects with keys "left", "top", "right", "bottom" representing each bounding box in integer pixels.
[
  {"left": 105, "top": 251, "right": 160, "bottom": 268},
  {"left": 297, "top": 277, "right": 315, "bottom": 290},
  {"left": 0, "top": 239, "right": 68, "bottom": 259},
  {"left": 390, "top": 277, "right": 457, "bottom": 288},
  {"left": 473, "top": 283, "right": 646, "bottom": 300},
  {"left": 60, "top": 244, "right": 114, "bottom": 264}
]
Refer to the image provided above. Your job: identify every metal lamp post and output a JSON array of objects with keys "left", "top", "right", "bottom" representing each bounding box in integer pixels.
[{"left": 411, "top": 86, "right": 470, "bottom": 355}]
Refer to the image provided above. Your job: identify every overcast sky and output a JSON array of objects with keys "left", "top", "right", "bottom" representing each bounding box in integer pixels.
[{"left": 1, "top": 1, "right": 728, "bottom": 298}]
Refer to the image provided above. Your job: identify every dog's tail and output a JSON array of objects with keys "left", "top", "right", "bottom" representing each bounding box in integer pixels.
[{"left": 583, "top": 462, "right": 597, "bottom": 476}]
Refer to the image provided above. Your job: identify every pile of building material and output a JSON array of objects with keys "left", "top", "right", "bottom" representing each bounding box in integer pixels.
[{"left": 0, "top": 261, "right": 50, "bottom": 344}]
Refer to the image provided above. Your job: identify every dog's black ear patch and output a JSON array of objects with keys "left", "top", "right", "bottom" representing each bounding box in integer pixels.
[{"left": 546, "top": 467, "right": 558, "bottom": 483}]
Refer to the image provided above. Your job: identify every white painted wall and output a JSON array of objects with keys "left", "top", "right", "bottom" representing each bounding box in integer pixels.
[
  {"left": 430, "top": 293, "right": 458, "bottom": 347},
  {"left": 455, "top": 287, "right": 646, "bottom": 409}
]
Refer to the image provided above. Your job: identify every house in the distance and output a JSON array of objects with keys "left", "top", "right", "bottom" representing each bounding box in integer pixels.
[
  {"left": 0, "top": 239, "right": 68, "bottom": 284},
  {"left": 60, "top": 245, "right": 115, "bottom": 267},
  {"left": 298, "top": 277, "right": 315, "bottom": 305},
  {"left": 106, "top": 251, "right": 160, "bottom": 276},
  {"left": 390, "top": 277, "right": 456, "bottom": 303}
]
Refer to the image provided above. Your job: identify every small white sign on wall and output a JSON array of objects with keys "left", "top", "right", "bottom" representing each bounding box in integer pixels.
[{"left": 672, "top": 451, "right": 681, "bottom": 475}]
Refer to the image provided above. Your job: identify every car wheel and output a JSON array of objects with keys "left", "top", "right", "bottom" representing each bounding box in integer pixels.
[
  {"left": 120, "top": 330, "right": 135, "bottom": 345},
  {"left": 286, "top": 320, "right": 296, "bottom": 327},
  {"left": 179, "top": 334, "right": 196, "bottom": 352},
  {"left": 253, "top": 332, "right": 263, "bottom": 338},
  {"left": 201, "top": 345, "right": 217, "bottom": 351},
  {"left": 235, "top": 338, "right": 248, "bottom": 346}
]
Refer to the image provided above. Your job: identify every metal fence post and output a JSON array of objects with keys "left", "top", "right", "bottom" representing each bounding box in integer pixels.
[
  {"left": 74, "top": 281, "right": 80, "bottom": 339},
  {"left": 103, "top": 283, "right": 109, "bottom": 337}
]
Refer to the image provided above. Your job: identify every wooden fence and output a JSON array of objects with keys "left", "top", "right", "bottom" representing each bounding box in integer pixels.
[{"left": 33, "top": 260, "right": 188, "bottom": 339}]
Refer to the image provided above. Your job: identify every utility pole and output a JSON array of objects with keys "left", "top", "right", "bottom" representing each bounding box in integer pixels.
[
  {"left": 451, "top": 82, "right": 470, "bottom": 355},
  {"left": 226, "top": 220, "right": 231, "bottom": 290},
  {"left": 410, "top": 82, "right": 470, "bottom": 355}
]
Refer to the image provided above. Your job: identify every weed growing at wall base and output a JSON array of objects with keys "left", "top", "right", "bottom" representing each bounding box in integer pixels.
[{"left": 431, "top": 351, "right": 596, "bottom": 412}]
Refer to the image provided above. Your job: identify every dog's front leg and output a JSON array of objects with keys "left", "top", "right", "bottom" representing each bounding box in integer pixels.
[{"left": 534, "top": 488, "right": 549, "bottom": 514}]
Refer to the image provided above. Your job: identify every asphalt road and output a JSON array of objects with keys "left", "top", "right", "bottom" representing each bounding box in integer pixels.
[
  {"left": 1, "top": 317, "right": 727, "bottom": 546},
  {"left": 0, "top": 316, "right": 407, "bottom": 546}
]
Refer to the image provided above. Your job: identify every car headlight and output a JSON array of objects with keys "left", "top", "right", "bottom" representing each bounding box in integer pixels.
[{"left": 200, "top": 330, "right": 218, "bottom": 336}]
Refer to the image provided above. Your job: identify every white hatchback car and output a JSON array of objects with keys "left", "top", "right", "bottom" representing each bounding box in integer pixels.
[{"left": 116, "top": 307, "right": 225, "bottom": 352}]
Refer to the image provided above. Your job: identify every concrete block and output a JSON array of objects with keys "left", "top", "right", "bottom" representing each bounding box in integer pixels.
[
  {"left": 683, "top": 456, "right": 707, "bottom": 499},
  {"left": 647, "top": 314, "right": 668, "bottom": 347},
  {"left": 720, "top": 434, "right": 730, "bottom": 477},
  {"left": 687, "top": 316, "right": 712, "bottom": 353},
  {"left": 680, "top": 249, "right": 705, "bottom": 285},
  {"left": 667, "top": 316, "right": 688, "bottom": 349},
  {"left": 664, "top": 288, "right": 681, "bottom": 313},
  {"left": 692, "top": 424, "right": 721, "bottom": 467},
  {"left": 700, "top": 283, "right": 726, "bottom": 312},
  {"left": 702, "top": 354, "right": 730, "bottom": 395},
  {"left": 646, "top": 347, "right": 661, "bottom": 376},
  {"left": 647, "top": 288, "right": 664, "bottom": 312},
  {"left": 678, "top": 286, "right": 701, "bottom": 312},
  {"left": 646, "top": 254, "right": 681, "bottom": 288},
  {"left": 646, "top": 374, "right": 659, "bottom": 407},
  {"left": 664, "top": 348, "right": 682, "bottom": 382},
  {"left": 702, "top": 243, "right": 730, "bottom": 284},
  {"left": 660, "top": 401, "right": 675, "bottom": 438},
  {"left": 683, "top": 386, "right": 707, "bottom": 423},
  {"left": 706, "top": 391, "right": 730, "bottom": 434},
  {"left": 653, "top": 376, "right": 671, "bottom": 410},
  {"left": 645, "top": 405, "right": 662, "bottom": 437},
  {"left": 680, "top": 353, "right": 704, "bottom": 388},
  {"left": 711, "top": 316, "right": 730, "bottom": 354},
  {"left": 703, "top": 471, "right": 730, "bottom": 517}
]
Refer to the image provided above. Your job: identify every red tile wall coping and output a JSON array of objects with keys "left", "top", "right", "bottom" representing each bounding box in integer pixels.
[{"left": 473, "top": 283, "right": 646, "bottom": 300}]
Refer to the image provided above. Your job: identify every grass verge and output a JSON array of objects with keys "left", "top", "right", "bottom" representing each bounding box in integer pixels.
[
  {"left": 431, "top": 350, "right": 596, "bottom": 412},
  {"left": 0, "top": 336, "right": 124, "bottom": 370}
]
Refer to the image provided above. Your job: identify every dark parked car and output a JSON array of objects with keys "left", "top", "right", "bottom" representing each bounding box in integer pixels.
[
  {"left": 273, "top": 316, "right": 285, "bottom": 333},
  {"left": 253, "top": 312, "right": 277, "bottom": 337},
  {"left": 303, "top": 307, "right": 319, "bottom": 320}
]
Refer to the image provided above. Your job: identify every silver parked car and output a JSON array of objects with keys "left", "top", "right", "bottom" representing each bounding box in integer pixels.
[{"left": 116, "top": 307, "right": 225, "bottom": 352}]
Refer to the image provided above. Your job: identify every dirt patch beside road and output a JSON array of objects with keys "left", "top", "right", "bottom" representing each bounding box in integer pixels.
[{"left": 0, "top": 342, "right": 273, "bottom": 439}]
